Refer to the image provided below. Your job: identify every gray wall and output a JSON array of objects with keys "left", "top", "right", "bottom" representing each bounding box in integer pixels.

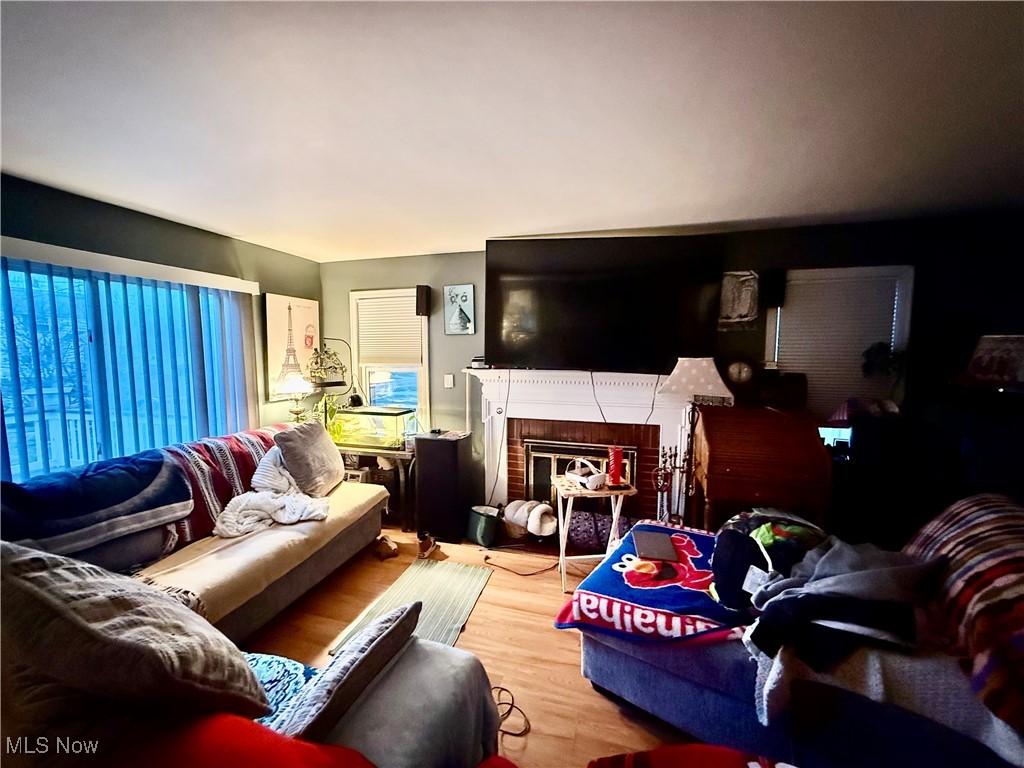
[
  {"left": 320, "top": 251, "right": 487, "bottom": 497},
  {"left": 1, "top": 174, "right": 323, "bottom": 424}
]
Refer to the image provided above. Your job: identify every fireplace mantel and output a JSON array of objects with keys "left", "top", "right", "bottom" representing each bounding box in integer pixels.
[{"left": 465, "top": 368, "right": 689, "bottom": 509}]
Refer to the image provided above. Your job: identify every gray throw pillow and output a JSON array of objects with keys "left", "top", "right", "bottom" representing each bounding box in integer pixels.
[
  {"left": 274, "top": 421, "right": 346, "bottom": 497},
  {"left": 0, "top": 541, "right": 269, "bottom": 717},
  {"left": 266, "top": 602, "right": 421, "bottom": 740}
]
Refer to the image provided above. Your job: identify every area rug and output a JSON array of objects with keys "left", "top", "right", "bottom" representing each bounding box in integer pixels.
[{"left": 330, "top": 558, "right": 491, "bottom": 655}]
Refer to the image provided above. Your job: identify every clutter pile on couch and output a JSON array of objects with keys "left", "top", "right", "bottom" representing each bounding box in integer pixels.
[{"left": 560, "top": 496, "right": 1024, "bottom": 768}]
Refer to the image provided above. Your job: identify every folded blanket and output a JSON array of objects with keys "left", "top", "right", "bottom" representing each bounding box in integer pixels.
[
  {"left": 213, "top": 448, "right": 327, "bottom": 538},
  {"left": 1, "top": 449, "right": 192, "bottom": 555}
]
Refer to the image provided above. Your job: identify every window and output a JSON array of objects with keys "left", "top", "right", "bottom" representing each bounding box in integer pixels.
[
  {"left": 350, "top": 288, "right": 430, "bottom": 430},
  {"left": 1, "top": 252, "right": 259, "bottom": 482},
  {"left": 765, "top": 266, "right": 913, "bottom": 421}
]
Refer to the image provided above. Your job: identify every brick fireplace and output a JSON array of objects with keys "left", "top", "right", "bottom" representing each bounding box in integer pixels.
[
  {"left": 466, "top": 368, "right": 691, "bottom": 518},
  {"left": 507, "top": 418, "right": 660, "bottom": 519}
]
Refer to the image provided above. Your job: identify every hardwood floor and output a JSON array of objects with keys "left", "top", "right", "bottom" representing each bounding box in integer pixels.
[{"left": 246, "top": 527, "right": 683, "bottom": 768}]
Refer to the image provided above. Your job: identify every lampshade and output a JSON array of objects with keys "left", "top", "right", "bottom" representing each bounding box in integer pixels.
[
  {"left": 278, "top": 372, "right": 314, "bottom": 397},
  {"left": 656, "top": 357, "right": 734, "bottom": 406}
]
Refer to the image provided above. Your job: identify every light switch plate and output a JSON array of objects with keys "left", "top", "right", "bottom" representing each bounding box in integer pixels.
[{"left": 443, "top": 373, "right": 455, "bottom": 389}]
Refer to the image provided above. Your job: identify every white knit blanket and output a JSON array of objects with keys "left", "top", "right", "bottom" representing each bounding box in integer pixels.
[{"left": 213, "top": 447, "right": 328, "bottom": 538}]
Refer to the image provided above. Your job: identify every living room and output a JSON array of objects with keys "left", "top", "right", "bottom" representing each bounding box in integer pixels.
[{"left": 1, "top": 3, "right": 1022, "bottom": 768}]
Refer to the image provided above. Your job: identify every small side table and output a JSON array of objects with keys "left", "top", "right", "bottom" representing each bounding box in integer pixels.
[
  {"left": 552, "top": 475, "right": 637, "bottom": 593},
  {"left": 336, "top": 445, "right": 416, "bottom": 531}
]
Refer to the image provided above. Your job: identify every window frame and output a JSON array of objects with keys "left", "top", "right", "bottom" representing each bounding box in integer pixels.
[
  {"left": 764, "top": 265, "right": 914, "bottom": 365},
  {"left": 349, "top": 287, "right": 431, "bottom": 430}
]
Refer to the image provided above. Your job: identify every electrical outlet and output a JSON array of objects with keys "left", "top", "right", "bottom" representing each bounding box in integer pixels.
[{"left": 443, "top": 373, "right": 455, "bottom": 389}]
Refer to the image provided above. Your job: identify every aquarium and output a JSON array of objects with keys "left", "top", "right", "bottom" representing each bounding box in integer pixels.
[{"left": 328, "top": 405, "right": 416, "bottom": 449}]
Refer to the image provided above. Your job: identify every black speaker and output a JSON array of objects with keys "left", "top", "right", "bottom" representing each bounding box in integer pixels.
[
  {"left": 414, "top": 432, "right": 473, "bottom": 542},
  {"left": 415, "top": 285, "right": 431, "bottom": 316},
  {"left": 761, "top": 269, "right": 786, "bottom": 308}
]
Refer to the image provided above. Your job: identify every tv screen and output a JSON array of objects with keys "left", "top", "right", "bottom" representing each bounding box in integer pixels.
[{"left": 485, "top": 237, "right": 722, "bottom": 373}]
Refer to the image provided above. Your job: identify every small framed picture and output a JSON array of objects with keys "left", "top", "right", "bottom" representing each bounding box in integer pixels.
[{"left": 443, "top": 283, "right": 475, "bottom": 335}]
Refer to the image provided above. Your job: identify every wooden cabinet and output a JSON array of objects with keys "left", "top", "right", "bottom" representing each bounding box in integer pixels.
[{"left": 690, "top": 406, "right": 831, "bottom": 531}]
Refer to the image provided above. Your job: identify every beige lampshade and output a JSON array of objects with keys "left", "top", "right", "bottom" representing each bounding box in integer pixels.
[{"left": 656, "top": 357, "right": 734, "bottom": 405}]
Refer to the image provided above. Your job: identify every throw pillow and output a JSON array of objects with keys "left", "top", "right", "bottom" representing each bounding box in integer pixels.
[
  {"left": 265, "top": 602, "right": 421, "bottom": 740},
  {"left": 274, "top": 421, "right": 346, "bottom": 498},
  {"left": 904, "top": 494, "right": 1024, "bottom": 733},
  {"left": 1, "top": 541, "right": 269, "bottom": 717}
]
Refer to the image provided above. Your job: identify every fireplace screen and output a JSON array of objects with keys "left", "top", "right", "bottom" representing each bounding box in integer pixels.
[{"left": 524, "top": 439, "right": 637, "bottom": 508}]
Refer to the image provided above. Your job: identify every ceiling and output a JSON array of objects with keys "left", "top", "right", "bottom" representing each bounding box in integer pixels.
[{"left": 2, "top": 2, "right": 1021, "bottom": 263}]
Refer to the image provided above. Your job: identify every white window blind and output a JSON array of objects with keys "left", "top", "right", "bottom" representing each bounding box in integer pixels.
[
  {"left": 352, "top": 291, "right": 423, "bottom": 365},
  {"left": 767, "top": 266, "right": 913, "bottom": 421}
]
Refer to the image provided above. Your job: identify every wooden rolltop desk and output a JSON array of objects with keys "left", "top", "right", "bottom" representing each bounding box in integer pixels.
[{"left": 689, "top": 406, "right": 831, "bottom": 531}]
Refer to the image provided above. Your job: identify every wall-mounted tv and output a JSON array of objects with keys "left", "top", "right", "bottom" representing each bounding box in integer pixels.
[{"left": 485, "top": 237, "right": 722, "bottom": 373}]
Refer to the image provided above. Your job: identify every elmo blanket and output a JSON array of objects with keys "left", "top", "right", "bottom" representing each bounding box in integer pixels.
[{"left": 555, "top": 520, "right": 745, "bottom": 642}]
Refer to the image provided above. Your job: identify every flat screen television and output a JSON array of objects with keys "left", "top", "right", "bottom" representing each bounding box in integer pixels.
[{"left": 485, "top": 237, "right": 722, "bottom": 373}]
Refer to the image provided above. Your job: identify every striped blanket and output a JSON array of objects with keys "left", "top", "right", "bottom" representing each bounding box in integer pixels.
[
  {"left": 1, "top": 449, "right": 192, "bottom": 556},
  {"left": 904, "top": 494, "right": 1024, "bottom": 734},
  {"left": 164, "top": 426, "right": 285, "bottom": 546}
]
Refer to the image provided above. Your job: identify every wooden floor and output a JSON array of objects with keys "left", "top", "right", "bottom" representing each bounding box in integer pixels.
[{"left": 247, "top": 527, "right": 683, "bottom": 768}]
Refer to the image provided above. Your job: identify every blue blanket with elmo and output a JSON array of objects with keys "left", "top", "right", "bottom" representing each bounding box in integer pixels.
[{"left": 555, "top": 521, "right": 746, "bottom": 642}]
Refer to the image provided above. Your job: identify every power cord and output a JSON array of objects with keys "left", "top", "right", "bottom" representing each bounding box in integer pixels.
[
  {"left": 589, "top": 371, "right": 607, "bottom": 423},
  {"left": 485, "top": 370, "right": 512, "bottom": 506},
  {"left": 643, "top": 374, "right": 662, "bottom": 426},
  {"left": 492, "top": 686, "right": 531, "bottom": 737},
  {"left": 483, "top": 553, "right": 559, "bottom": 577}
]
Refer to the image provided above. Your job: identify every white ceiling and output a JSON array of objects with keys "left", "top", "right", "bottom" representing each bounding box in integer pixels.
[{"left": 2, "top": 2, "right": 1021, "bottom": 263}]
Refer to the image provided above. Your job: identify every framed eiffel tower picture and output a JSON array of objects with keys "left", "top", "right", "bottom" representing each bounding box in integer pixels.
[{"left": 265, "top": 293, "right": 321, "bottom": 402}]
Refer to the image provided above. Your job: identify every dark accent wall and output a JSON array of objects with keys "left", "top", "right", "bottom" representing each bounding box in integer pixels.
[
  {"left": 1, "top": 174, "right": 321, "bottom": 298},
  {"left": 489, "top": 210, "right": 1024, "bottom": 530},
  {"left": 1, "top": 174, "right": 323, "bottom": 423}
]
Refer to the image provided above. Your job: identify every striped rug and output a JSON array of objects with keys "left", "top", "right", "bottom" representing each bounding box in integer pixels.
[{"left": 330, "top": 558, "right": 492, "bottom": 655}]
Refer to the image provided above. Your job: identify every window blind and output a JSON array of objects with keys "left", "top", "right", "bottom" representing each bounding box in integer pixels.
[
  {"left": 353, "top": 291, "right": 423, "bottom": 365},
  {"left": 0, "top": 256, "right": 259, "bottom": 482},
  {"left": 773, "top": 266, "right": 912, "bottom": 421}
]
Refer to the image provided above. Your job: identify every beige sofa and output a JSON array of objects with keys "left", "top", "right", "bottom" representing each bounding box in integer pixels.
[{"left": 141, "top": 480, "right": 388, "bottom": 641}]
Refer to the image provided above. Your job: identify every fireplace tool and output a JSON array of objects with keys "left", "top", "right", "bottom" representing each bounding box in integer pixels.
[{"left": 651, "top": 446, "right": 679, "bottom": 524}]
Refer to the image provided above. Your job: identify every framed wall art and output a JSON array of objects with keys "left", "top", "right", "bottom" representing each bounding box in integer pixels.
[
  {"left": 265, "top": 293, "right": 320, "bottom": 401},
  {"left": 443, "top": 283, "right": 475, "bottom": 335}
]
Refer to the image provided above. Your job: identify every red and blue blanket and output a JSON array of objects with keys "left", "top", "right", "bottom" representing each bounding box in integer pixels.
[{"left": 555, "top": 520, "right": 746, "bottom": 642}]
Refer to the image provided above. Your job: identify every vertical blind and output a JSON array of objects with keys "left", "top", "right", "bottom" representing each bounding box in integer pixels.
[
  {"left": 0, "top": 257, "right": 259, "bottom": 482},
  {"left": 353, "top": 291, "right": 424, "bottom": 365},
  {"left": 772, "top": 266, "right": 913, "bottom": 421}
]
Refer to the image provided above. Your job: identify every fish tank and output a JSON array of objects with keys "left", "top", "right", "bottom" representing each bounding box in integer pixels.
[{"left": 327, "top": 405, "right": 416, "bottom": 450}]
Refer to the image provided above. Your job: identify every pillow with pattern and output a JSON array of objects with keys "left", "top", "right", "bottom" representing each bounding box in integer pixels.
[
  {"left": 1, "top": 541, "right": 268, "bottom": 717},
  {"left": 904, "top": 494, "right": 1024, "bottom": 733},
  {"left": 265, "top": 602, "right": 421, "bottom": 740}
]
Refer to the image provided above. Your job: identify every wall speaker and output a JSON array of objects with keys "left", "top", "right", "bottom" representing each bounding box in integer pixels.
[
  {"left": 760, "top": 269, "right": 786, "bottom": 308},
  {"left": 415, "top": 285, "right": 431, "bottom": 316}
]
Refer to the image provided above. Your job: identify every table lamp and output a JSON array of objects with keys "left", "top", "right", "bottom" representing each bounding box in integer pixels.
[{"left": 278, "top": 372, "right": 315, "bottom": 422}]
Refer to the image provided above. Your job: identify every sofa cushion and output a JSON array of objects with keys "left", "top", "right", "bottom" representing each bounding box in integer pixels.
[
  {"left": 904, "top": 493, "right": 1024, "bottom": 733},
  {"left": 275, "top": 421, "right": 346, "bottom": 498},
  {"left": 581, "top": 629, "right": 757, "bottom": 703},
  {"left": 266, "top": 602, "right": 421, "bottom": 740},
  {"left": 0, "top": 541, "right": 268, "bottom": 717},
  {"left": 137, "top": 480, "right": 388, "bottom": 623}
]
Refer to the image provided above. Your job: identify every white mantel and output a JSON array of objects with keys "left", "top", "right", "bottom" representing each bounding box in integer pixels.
[{"left": 465, "top": 368, "right": 689, "bottom": 508}]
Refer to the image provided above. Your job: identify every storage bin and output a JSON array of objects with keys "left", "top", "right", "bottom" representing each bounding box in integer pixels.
[{"left": 467, "top": 505, "right": 501, "bottom": 548}]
